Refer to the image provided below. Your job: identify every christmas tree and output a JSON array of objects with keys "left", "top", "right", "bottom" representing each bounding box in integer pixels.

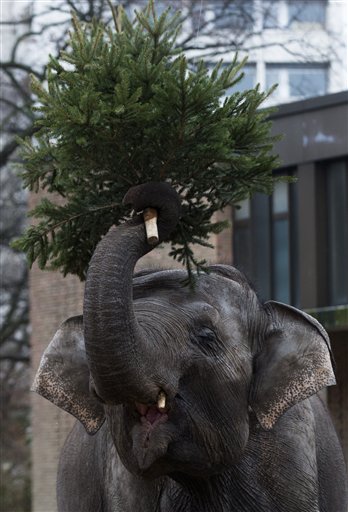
[{"left": 14, "top": 0, "right": 280, "bottom": 281}]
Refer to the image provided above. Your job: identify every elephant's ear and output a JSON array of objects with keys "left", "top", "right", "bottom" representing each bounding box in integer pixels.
[
  {"left": 32, "top": 316, "right": 105, "bottom": 435},
  {"left": 250, "top": 301, "right": 336, "bottom": 430}
]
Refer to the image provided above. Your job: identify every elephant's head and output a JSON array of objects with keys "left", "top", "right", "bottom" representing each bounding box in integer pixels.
[{"left": 33, "top": 183, "right": 336, "bottom": 479}]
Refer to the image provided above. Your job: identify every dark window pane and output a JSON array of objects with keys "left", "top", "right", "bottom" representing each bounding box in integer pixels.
[
  {"left": 208, "top": 63, "right": 256, "bottom": 96},
  {"left": 273, "top": 180, "right": 289, "bottom": 214},
  {"left": 266, "top": 67, "right": 280, "bottom": 92},
  {"left": 272, "top": 218, "right": 290, "bottom": 303},
  {"left": 233, "top": 226, "right": 252, "bottom": 280},
  {"left": 263, "top": 1, "right": 280, "bottom": 28},
  {"left": 289, "top": 67, "right": 327, "bottom": 98},
  {"left": 213, "top": 1, "right": 253, "bottom": 30},
  {"left": 288, "top": 0, "right": 326, "bottom": 26},
  {"left": 327, "top": 161, "right": 348, "bottom": 305},
  {"left": 266, "top": 64, "right": 328, "bottom": 100},
  {"left": 289, "top": 180, "right": 300, "bottom": 307},
  {"left": 232, "top": 65, "right": 256, "bottom": 93},
  {"left": 235, "top": 198, "right": 251, "bottom": 220},
  {"left": 252, "top": 193, "right": 271, "bottom": 300},
  {"left": 272, "top": 180, "right": 291, "bottom": 303},
  {"left": 233, "top": 173, "right": 297, "bottom": 306}
]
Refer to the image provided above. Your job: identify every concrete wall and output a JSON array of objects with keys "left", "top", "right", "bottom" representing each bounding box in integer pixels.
[{"left": 30, "top": 269, "right": 82, "bottom": 512}]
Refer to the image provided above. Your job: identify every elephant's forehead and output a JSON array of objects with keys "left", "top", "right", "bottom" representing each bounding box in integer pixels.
[
  {"left": 133, "top": 293, "right": 216, "bottom": 319},
  {"left": 132, "top": 272, "right": 246, "bottom": 323},
  {"left": 197, "top": 273, "right": 246, "bottom": 308}
]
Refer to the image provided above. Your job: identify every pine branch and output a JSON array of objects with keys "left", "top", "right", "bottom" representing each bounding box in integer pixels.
[{"left": 15, "top": 0, "right": 282, "bottom": 284}]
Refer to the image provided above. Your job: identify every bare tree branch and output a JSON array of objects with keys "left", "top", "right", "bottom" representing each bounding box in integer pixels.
[
  {"left": 1, "top": 0, "right": 344, "bottom": 172},
  {"left": 0, "top": 125, "right": 38, "bottom": 168},
  {"left": 0, "top": 354, "right": 30, "bottom": 363},
  {"left": 1, "top": 61, "right": 44, "bottom": 78}
]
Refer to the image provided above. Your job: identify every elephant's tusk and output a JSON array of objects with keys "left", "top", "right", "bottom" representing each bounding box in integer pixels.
[
  {"left": 157, "top": 390, "right": 166, "bottom": 411},
  {"left": 143, "top": 207, "right": 159, "bottom": 245}
]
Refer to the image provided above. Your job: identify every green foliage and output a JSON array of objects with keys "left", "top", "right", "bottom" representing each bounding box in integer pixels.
[{"left": 14, "top": 0, "right": 281, "bottom": 280}]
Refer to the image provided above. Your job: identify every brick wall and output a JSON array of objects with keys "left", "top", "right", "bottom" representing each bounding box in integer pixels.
[{"left": 30, "top": 267, "right": 83, "bottom": 512}]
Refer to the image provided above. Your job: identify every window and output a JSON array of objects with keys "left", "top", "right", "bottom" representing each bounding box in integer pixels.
[
  {"left": 288, "top": 0, "right": 326, "bottom": 28},
  {"left": 233, "top": 64, "right": 257, "bottom": 93},
  {"left": 326, "top": 160, "right": 348, "bottom": 305},
  {"left": 262, "top": 0, "right": 327, "bottom": 30},
  {"left": 233, "top": 174, "right": 299, "bottom": 305},
  {"left": 212, "top": 1, "right": 254, "bottom": 31},
  {"left": 288, "top": 67, "right": 327, "bottom": 98},
  {"left": 206, "top": 63, "right": 256, "bottom": 96},
  {"left": 191, "top": 1, "right": 254, "bottom": 35},
  {"left": 233, "top": 162, "right": 348, "bottom": 308},
  {"left": 266, "top": 64, "right": 328, "bottom": 101},
  {"left": 272, "top": 181, "right": 291, "bottom": 303},
  {"left": 124, "top": 1, "right": 179, "bottom": 21},
  {"left": 233, "top": 198, "right": 252, "bottom": 281},
  {"left": 266, "top": 67, "right": 281, "bottom": 94},
  {"left": 263, "top": 1, "right": 280, "bottom": 29}
]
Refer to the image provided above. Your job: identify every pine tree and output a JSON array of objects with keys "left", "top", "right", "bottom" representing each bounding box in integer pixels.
[{"left": 14, "top": 0, "right": 281, "bottom": 282}]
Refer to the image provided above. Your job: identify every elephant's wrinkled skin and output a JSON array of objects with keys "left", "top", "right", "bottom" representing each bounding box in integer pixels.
[{"left": 33, "top": 183, "right": 348, "bottom": 511}]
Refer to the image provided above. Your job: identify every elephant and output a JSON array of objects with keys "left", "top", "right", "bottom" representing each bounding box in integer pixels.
[{"left": 33, "top": 182, "right": 347, "bottom": 511}]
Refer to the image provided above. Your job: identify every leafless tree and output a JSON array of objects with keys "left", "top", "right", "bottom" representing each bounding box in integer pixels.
[{"left": 0, "top": 165, "right": 30, "bottom": 511}]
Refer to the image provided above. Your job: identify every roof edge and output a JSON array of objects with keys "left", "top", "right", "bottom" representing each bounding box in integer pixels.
[{"left": 269, "top": 91, "right": 348, "bottom": 120}]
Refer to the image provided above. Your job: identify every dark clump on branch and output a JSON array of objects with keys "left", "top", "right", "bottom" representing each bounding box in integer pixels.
[{"left": 13, "top": 0, "right": 281, "bottom": 282}]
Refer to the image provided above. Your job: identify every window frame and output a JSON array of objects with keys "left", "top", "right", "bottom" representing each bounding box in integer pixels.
[
  {"left": 233, "top": 170, "right": 299, "bottom": 305},
  {"left": 266, "top": 63, "right": 329, "bottom": 102},
  {"left": 287, "top": 0, "right": 327, "bottom": 29},
  {"left": 209, "top": 0, "right": 255, "bottom": 32}
]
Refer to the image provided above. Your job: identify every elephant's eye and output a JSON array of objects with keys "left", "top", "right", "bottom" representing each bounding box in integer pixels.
[{"left": 190, "top": 327, "right": 220, "bottom": 356}]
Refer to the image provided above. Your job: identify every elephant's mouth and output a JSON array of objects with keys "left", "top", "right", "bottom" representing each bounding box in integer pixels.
[
  {"left": 134, "top": 389, "right": 170, "bottom": 432},
  {"left": 135, "top": 401, "right": 169, "bottom": 429},
  {"left": 122, "top": 395, "right": 177, "bottom": 474}
]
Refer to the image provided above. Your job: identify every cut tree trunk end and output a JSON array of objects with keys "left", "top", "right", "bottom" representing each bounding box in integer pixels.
[{"left": 143, "top": 208, "right": 159, "bottom": 245}]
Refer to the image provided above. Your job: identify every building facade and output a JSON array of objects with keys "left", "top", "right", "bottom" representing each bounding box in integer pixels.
[
  {"left": 181, "top": 0, "right": 348, "bottom": 105},
  {"left": 231, "top": 91, "right": 348, "bottom": 457}
]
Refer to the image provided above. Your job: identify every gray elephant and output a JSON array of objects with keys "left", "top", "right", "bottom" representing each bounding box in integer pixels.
[{"left": 33, "top": 183, "right": 347, "bottom": 511}]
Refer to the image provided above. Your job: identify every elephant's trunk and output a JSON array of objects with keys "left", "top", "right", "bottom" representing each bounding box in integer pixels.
[{"left": 83, "top": 183, "right": 181, "bottom": 405}]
